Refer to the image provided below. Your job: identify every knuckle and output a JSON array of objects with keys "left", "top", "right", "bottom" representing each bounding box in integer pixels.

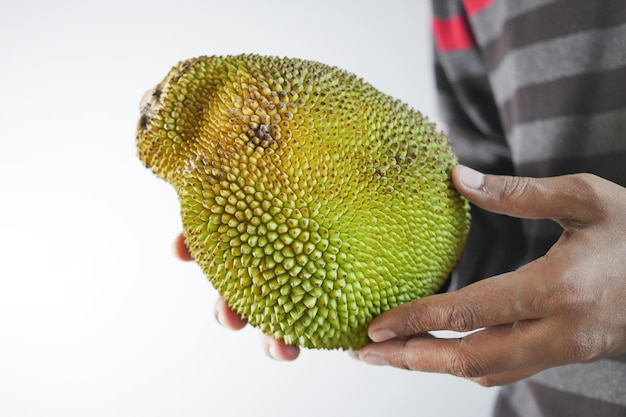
[
  {"left": 401, "top": 299, "right": 437, "bottom": 335},
  {"left": 448, "top": 303, "right": 478, "bottom": 333},
  {"left": 544, "top": 277, "right": 607, "bottom": 363},
  {"left": 447, "top": 346, "right": 486, "bottom": 378},
  {"left": 402, "top": 310, "right": 423, "bottom": 335},
  {"left": 570, "top": 172, "right": 600, "bottom": 192},
  {"left": 448, "top": 338, "right": 489, "bottom": 379},
  {"left": 562, "top": 173, "right": 605, "bottom": 226},
  {"left": 390, "top": 339, "right": 422, "bottom": 372},
  {"left": 498, "top": 175, "right": 532, "bottom": 203},
  {"left": 566, "top": 328, "right": 606, "bottom": 363},
  {"left": 551, "top": 274, "right": 595, "bottom": 314}
]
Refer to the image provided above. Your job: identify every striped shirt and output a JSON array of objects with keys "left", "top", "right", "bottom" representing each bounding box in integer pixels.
[{"left": 430, "top": 0, "right": 626, "bottom": 415}]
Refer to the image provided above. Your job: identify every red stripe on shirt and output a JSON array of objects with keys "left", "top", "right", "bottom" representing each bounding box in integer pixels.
[
  {"left": 432, "top": 16, "right": 475, "bottom": 52},
  {"left": 463, "top": 0, "right": 496, "bottom": 15}
]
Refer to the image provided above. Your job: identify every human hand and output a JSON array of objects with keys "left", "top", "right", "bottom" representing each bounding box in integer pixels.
[
  {"left": 355, "top": 165, "right": 626, "bottom": 386},
  {"left": 172, "top": 233, "right": 300, "bottom": 361}
]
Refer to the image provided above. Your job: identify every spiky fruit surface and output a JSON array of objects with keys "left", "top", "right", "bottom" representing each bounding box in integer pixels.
[{"left": 137, "top": 55, "right": 470, "bottom": 350}]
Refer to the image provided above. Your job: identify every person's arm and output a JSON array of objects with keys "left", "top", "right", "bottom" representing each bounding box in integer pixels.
[{"left": 356, "top": 165, "right": 626, "bottom": 386}]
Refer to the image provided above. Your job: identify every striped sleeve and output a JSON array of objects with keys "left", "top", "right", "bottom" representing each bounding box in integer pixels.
[
  {"left": 471, "top": 0, "right": 626, "bottom": 182},
  {"left": 431, "top": 1, "right": 510, "bottom": 172},
  {"left": 431, "top": 2, "right": 528, "bottom": 289},
  {"left": 433, "top": 0, "right": 626, "bottom": 281},
  {"left": 495, "top": 354, "right": 626, "bottom": 416},
  {"left": 430, "top": 1, "right": 626, "bottom": 416}
]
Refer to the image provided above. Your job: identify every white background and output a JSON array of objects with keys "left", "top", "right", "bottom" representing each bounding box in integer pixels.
[{"left": 0, "top": 0, "right": 498, "bottom": 416}]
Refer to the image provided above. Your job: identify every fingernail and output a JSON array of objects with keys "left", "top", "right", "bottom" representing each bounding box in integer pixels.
[
  {"left": 213, "top": 305, "right": 224, "bottom": 327},
  {"left": 268, "top": 343, "right": 281, "bottom": 361},
  {"left": 457, "top": 165, "right": 484, "bottom": 190},
  {"left": 360, "top": 353, "right": 388, "bottom": 367},
  {"left": 369, "top": 328, "right": 396, "bottom": 342}
]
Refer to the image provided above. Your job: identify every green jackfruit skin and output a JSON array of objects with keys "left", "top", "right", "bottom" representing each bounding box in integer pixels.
[{"left": 137, "top": 54, "right": 470, "bottom": 350}]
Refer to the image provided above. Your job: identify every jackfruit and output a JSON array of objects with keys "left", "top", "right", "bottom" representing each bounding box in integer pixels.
[{"left": 137, "top": 54, "right": 469, "bottom": 350}]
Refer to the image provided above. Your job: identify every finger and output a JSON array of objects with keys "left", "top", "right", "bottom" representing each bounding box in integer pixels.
[
  {"left": 368, "top": 259, "right": 549, "bottom": 341},
  {"left": 360, "top": 320, "right": 555, "bottom": 379},
  {"left": 261, "top": 334, "right": 300, "bottom": 361},
  {"left": 453, "top": 165, "right": 604, "bottom": 229},
  {"left": 172, "top": 233, "right": 194, "bottom": 261},
  {"left": 214, "top": 297, "right": 247, "bottom": 330},
  {"left": 359, "top": 330, "right": 545, "bottom": 387}
]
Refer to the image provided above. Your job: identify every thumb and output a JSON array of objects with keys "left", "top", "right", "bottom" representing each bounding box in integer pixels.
[{"left": 452, "top": 165, "right": 602, "bottom": 229}]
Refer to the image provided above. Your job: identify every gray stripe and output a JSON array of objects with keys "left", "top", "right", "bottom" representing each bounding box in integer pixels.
[
  {"left": 498, "top": 380, "right": 545, "bottom": 417},
  {"left": 482, "top": 0, "right": 626, "bottom": 72},
  {"left": 471, "top": 0, "right": 560, "bottom": 45},
  {"left": 491, "top": 23, "right": 626, "bottom": 106},
  {"left": 508, "top": 109, "right": 626, "bottom": 164},
  {"left": 430, "top": 0, "right": 464, "bottom": 19},
  {"left": 492, "top": 394, "right": 521, "bottom": 417},
  {"left": 530, "top": 358, "right": 626, "bottom": 406},
  {"left": 500, "top": 66, "right": 626, "bottom": 132}
]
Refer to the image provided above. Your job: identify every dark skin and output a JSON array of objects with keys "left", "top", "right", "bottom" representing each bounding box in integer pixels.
[{"left": 173, "top": 165, "right": 626, "bottom": 385}]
